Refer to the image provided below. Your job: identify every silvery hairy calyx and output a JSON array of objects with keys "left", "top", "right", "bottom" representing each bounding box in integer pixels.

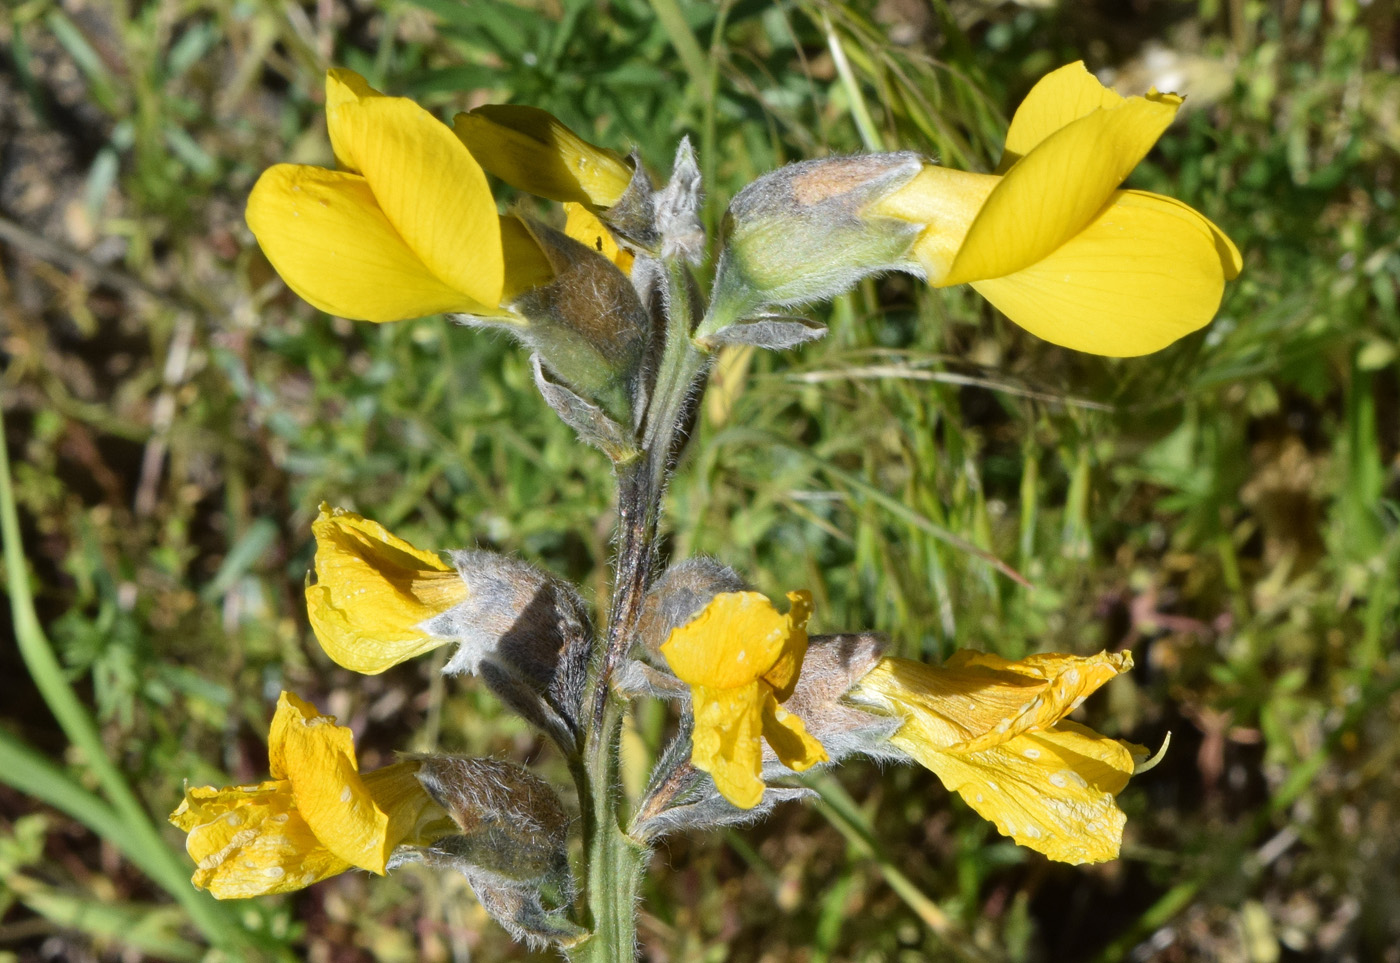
[{"left": 172, "top": 65, "right": 1239, "bottom": 960}]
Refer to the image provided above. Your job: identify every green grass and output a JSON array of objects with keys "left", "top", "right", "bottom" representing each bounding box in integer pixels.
[{"left": 2, "top": 0, "right": 1399, "bottom": 960}]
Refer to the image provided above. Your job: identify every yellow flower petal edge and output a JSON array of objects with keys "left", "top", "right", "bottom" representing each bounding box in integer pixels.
[
  {"left": 328, "top": 90, "right": 504, "bottom": 305},
  {"left": 454, "top": 105, "right": 632, "bottom": 207},
  {"left": 760, "top": 692, "right": 827, "bottom": 772},
  {"left": 247, "top": 165, "right": 498, "bottom": 322},
  {"left": 943, "top": 92, "right": 1181, "bottom": 287},
  {"left": 170, "top": 691, "right": 445, "bottom": 898},
  {"left": 970, "top": 188, "right": 1241, "bottom": 355},
  {"left": 325, "top": 68, "right": 383, "bottom": 172},
  {"left": 998, "top": 61, "right": 1123, "bottom": 170},
  {"left": 661, "top": 590, "right": 827, "bottom": 808},
  {"left": 305, "top": 504, "right": 468, "bottom": 674},
  {"left": 848, "top": 651, "right": 1142, "bottom": 864}
]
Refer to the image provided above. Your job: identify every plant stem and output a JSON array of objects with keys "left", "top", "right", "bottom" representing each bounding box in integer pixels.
[
  {"left": 570, "top": 695, "right": 647, "bottom": 963},
  {"left": 569, "top": 248, "right": 715, "bottom": 961},
  {"left": 568, "top": 461, "right": 654, "bottom": 962}
]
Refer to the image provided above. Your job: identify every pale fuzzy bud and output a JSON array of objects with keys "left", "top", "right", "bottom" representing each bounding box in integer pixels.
[
  {"left": 704, "top": 153, "right": 924, "bottom": 332},
  {"left": 654, "top": 137, "right": 704, "bottom": 263},
  {"left": 510, "top": 217, "right": 650, "bottom": 416},
  {"left": 395, "top": 756, "right": 582, "bottom": 949},
  {"left": 765, "top": 633, "right": 902, "bottom": 768},
  {"left": 421, "top": 552, "right": 591, "bottom": 747}
]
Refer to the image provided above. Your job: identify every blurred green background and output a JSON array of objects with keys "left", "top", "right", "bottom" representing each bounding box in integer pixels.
[{"left": 2, "top": 0, "right": 1398, "bottom": 960}]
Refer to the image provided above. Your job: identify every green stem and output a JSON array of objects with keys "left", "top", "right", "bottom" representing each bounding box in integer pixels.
[
  {"left": 567, "top": 242, "right": 714, "bottom": 962},
  {"left": 0, "top": 422, "right": 249, "bottom": 950},
  {"left": 569, "top": 697, "right": 647, "bottom": 963}
]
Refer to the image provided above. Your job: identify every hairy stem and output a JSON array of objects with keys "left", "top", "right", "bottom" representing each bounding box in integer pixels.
[{"left": 569, "top": 248, "right": 716, "bottom": 961}]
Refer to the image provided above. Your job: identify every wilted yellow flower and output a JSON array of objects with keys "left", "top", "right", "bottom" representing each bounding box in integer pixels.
[
  {"left": 306, "top": 504, "right": 468, "bottom": 674},
  {"left": 455, "top": 104, "right": 633, "bottom": 208},
  {"left": 170, "top": 692, "right": 446, "bottom": 898},
  {"left": 660, "top": 591, "right": 829, "bottom": 809},
  {"left": 873, "top": 61, "right": 1242, "bottom": 356},
  {"left": 849, "top": 650, "right": 1143, "bottom": 865},
  {"left": 246, "top": 69, "right": 628, "bottom": 323}
]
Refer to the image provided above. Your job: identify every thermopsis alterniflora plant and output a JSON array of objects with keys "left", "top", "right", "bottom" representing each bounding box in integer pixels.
[{"left": 172, "top": 62, "right": 1241, "bottom": 960}]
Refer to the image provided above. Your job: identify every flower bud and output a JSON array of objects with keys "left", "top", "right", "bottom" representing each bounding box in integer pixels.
[
  {"left": 398, "top": 756, "right": 582, "bottom": 948},
  {"left": 509, "top": 217, "right": 650, "bottom": 420},
  {"left": 704, "top": 153, "right": 924, "bottom": 332},
  {"left": 424, "top": 551, "right": 593, "bottom": 748}
]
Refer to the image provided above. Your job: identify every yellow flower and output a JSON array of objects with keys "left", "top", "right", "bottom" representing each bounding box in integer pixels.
[
  {"left": 660, "top": 591, "right": 829, "bottom": 809},
  {"left": 246, "top": 70, "right": 618, "bottom": 323},
  {"left": 873, "top": 61, "right": 1242, "bottom": 357},
  {"left": 170, "top": 692, "right": 446, "bottom": 898},
  {"left": 849, "top": 650, "right": 1143, "bottom": 865},
  {"left": 305, "top": 504, "right": 468, "bottom": 675}
]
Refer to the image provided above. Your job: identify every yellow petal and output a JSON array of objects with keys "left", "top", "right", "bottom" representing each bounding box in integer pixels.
[
  {"left": 661, "top": 591, "right": 806, "bottom": 690},
  {"left": 851, "top": 655, "right": 1044, "bottom": 748},
  {"left": 246, "top": 164, "right": 497, "bottom": 321},
  {"left": 869, "top": 166, "right": 997, "bottom": 284},
  {"left": 760, "top": 591, "right": 813, "bottom": 700},
  {"left": 563, "top": 202, "right": 634, "bottom": 274},
  {"left": 943, "top": 93, "right": 1182, "bottom": 287},
  {"left": 1116, "top": 189, "right": 1242, "bottom": 279},
  {"left": 362, "top": 761, "right": 449, "bottom": 849},
  {"left": 305, "top": 505, "right": 468, "bottom": 674},
  {"left": 170, "top": 781, "right": 351, "bottom": 898},
  {"left": 970, "top": 189, "right": 1238, "bottom": 355},
  {"left": 500, "top": 214, "right": 556, "bottom": 303},
  {"left": 690, "top": 683, "right": 766, "bottom": 809},
  {"left": 325, "top": 68, "right": 384, "bottom": 172},
  {"left": 328, "top": 95, "right": 504, "bottom": 305},
  {"left": 266, "top": 689, "right": 329, "bottom": 780},
  {"left": 999, "top": 61, "right": 1123, "bottom": 170},
  {"left": 760, "top": 689, "right": 828, "bottom": 772},
  {"left": 274, "top": 692, "right": 396, "bottom": 874},
  {"left": 943, "top": 650, "right": 1133, "bottom": 752},
  {"left": 454, "top": 105, "right": 632, "bottom": 207},
  {"left": 892, "top": 721, "right": 1136, "bottom": 864},
  {"left": 849, "top": 650, "right": 1132, "bottom": 753}
]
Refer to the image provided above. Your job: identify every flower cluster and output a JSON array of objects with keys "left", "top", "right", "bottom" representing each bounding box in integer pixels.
[{"left": 172, "top": 59, "right": 1241, "bottom": 953}]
